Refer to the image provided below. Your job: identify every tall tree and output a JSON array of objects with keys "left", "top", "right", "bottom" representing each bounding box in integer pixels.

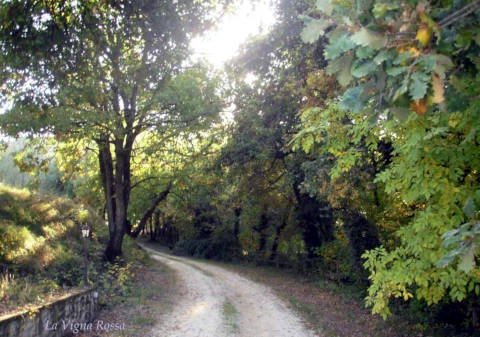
[
  {"left": 219, "top": 0, "right": 336, "bottom": 262},
  {"left": 0, "top": 0, "right": 226, "bottom": 260}
]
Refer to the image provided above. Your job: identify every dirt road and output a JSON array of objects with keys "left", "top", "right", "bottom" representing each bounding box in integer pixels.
[{"left": 141, "top": 246, "right": 318, "bottom": 337}]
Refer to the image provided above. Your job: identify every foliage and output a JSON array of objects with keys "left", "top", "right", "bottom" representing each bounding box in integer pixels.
[
  {"left": 361, "top": 104, "right": 480, "bottom": 318},
  {"left": 438, "top": 195, "right": 480, "bottom": 274},
  {"left": 296, "top": 0, "right": 480, "bottom": 323},
  {"left": 94, "top": 260, "right": 136, "bottom": 306},
  {"left": 317, "top": 236, "right": 358, "bottom": 282},
  {"left": 300, "top": 0, "right": 478, "bottom": 119},
  {"left": 2, "top": 0, "right": 480, "bottom": 333}
]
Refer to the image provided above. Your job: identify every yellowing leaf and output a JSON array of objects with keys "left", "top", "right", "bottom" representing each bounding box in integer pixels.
[
  {"left": 302, "top": 134, "right": 314, "bottom": 153},
  {"left": 431, "top": 73, "right": 445, "bottom": 103},
  {"left": 410, "top": 99, "right": 427, "bottom": 115},
  {"left": 416, "top": 24, "right": 431, "bottom": 47},
  {"left": 407, "top": 47, "right": 420, "bottom": 58}
]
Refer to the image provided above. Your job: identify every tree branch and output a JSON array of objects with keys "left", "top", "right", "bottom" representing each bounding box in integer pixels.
[{"left": 131, "top": 182, "right": 173, "bottom": 237}]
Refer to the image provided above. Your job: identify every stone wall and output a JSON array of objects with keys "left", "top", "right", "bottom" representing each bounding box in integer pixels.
[{"left": 0, "top": 288, "right": 98, "bottom": 337}]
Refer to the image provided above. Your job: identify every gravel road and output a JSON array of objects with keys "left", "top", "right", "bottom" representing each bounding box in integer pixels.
[{"left": 141, "top": 246, "right": 318, "bottom": 337}]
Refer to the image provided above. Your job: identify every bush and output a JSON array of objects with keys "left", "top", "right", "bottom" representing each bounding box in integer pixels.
[
  {"left": 317, "top": 239, "right": 360, "bottom": 283},
  {"left": 173, "top": 226, "right": 240, "bottom": 261},
  {"left": 92, "top": 259, "right": 136, "bottom": 306},
  {"left": 0, "top": 224, "right": 37, "bottom": 264}
]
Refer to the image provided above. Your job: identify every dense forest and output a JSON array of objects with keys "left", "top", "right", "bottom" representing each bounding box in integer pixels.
[{"left": 0, "top": 0, "right": 479, "bottom": 335}]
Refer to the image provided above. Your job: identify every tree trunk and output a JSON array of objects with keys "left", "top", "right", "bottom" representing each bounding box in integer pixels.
[
  {"left": 99, "top": 138, "right": 133, "bottom": 262},
  {"left": 150, "top": 217, "right": 155, "bottom": 241},
  {"left": 233, "top": 207, "right": 241, "bottom": 241},
  {"left": 99, "top": 141, "right": 125, "bottom": 262},
  {"left": 99, "top": 142, "right": 115, "bottom": 237},
  {"left": 131, "top": 184, "right": 171, "bottom": 238},
  {"left": 270, "top": 220, "right": 287, "bottom": 261},
  {"left": 154, "top": 212, "right": 161, "bottom": 241}
]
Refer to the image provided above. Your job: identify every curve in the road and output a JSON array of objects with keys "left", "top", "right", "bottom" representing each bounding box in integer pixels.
[{"left": 142, "top": 245, "right": 318, "bottom": 337}]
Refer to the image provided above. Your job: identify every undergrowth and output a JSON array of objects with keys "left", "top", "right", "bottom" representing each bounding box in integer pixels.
[{"left": 0, "top": 184, "right": 149, "bottom": 315}]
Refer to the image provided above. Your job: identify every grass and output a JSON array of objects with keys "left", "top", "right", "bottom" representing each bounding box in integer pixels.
[
  {"left": 126, "top": 286, "right": 157, "bottom": 306},
  {"left": 288, "top": 296, "right": 315, "bottom": 316},
  {"left": 222, "top": 299, "right": 239, "bottom": 334},
  {"left": 132, "top": 314, "right": 156, "bottom": 326},
  {"left": 313, "top": 279, "right": 366, "bottom": 303}
]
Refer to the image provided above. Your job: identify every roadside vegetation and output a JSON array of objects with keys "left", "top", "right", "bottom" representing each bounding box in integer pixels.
[
  {"left": 222, "top": 299, "right": 239, "bottom": 334},
  {"left": 0, "top": 184, "right": 149, "bottom": 317},
  {"left": 80, "top": 260, "right": 176, "bottom": 337}
]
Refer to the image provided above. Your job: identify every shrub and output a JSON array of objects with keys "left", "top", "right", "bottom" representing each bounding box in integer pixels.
[
  {"left": 317, "top": 238, "right": 359, "bottom": 283},
  {"left": 0, "top": 224, "right": 37, "bottom": 263}
]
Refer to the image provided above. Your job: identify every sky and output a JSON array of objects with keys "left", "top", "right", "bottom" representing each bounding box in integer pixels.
[{"left": 191, "top": 1, "right": 277, "bottom": 69}]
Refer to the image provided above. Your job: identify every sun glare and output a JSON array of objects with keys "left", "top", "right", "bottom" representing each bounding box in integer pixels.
[{"left": 191, "top": 1, "right": 277, "bottom": 69}]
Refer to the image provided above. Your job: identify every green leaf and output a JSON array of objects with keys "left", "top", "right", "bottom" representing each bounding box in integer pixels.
[
  {"left": 326, "top": 53, "right": 349, "bottom": 74},
  {"left": 458, "top": 245, "right": 476, "bottom": 273},
  {"left": 442, "top": 229, "right": 460, "bottom": 240},
  {"left": 409, "top": 72, "right": 429, "bottom": 99},
  {"left": 316, "top": 0, "right": 334, "bottom": 15},
  {"left": 372, "top": 3, "right": 399, "bottom": 19},
  {"left": 386, "top": 66, "right": 407, "bottom": 76},
  {"left": 393, "top": 51, "right": 413, "bottom": 65},
  {"left": 324, "top": 34, "right": 356, "bottom": 60},
  {"left": 301, "top": 17, "right": 329, "bottom": 43},
  {"left": 393, "top": 77, "right": 409, "bottom": 101},
  {"left": 302, "top": 134, "right": 315, "bottom": 153},
  {"left": 433, "top": 54, "right": 454, "bottom": 79},
  {"left": 437, "top": 250, "right": 459, "bottom": 268},
  {"left": 351, "top": 59, "right": 377, "bottom": 78},
  {"left": 424, "top": 127, "right": 448, "bottom": 140},
  {"left": 374, "top": 50, "right": 389, "bottom": 65},
  {"left": 463, "top": 197, "right": 476, "bottom": 219},
  {"left": 442, "top": 235, "right": 460, "bottom": 249},
  {"left": 327, "top": 53, "right": 354, "bottom": 86},
  {"left": 356, "top": 46, "right": 375, "bottom": 59},
  {"left": 420, "top": 55, "right": 436, "bottom": 72},
  {"left": 339, "top": 85, "right": 365, "bottom": 112},
  {"left": 350, "top": 28, "right": 388, "bottom": 50}
]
